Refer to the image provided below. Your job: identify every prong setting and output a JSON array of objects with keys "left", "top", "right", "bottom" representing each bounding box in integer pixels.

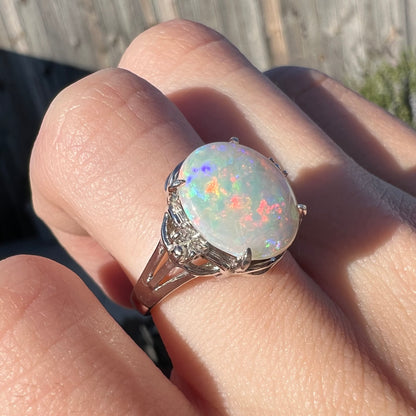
[
  {"left": 236, "top": 248, "right": 252, "bottom": 272},
  {"left": 297, "top": 204, "right": 307, "bottom": 218},
  {"left": 167, "top": 179, "right": 185, "bottom": 193},
  {"left": 164, "top": 161, "right": 183, "bottom": 191},
  {"left": 269, "top": 157, "right": 288, "bottom": 177}
]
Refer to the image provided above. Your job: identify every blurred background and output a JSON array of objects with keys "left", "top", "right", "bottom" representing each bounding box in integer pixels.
[{"left": 1, "top": 0, "right": 416, "bottom": 374}]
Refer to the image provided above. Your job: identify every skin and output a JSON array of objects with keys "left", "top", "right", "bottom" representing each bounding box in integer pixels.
[{"left": 1, "top": 19, "right": 416, "bottom": 414}]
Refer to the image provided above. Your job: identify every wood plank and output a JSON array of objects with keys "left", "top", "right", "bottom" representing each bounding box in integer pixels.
[
  {"left": 351, "top": 0, "right": 406, "bottom": 75},
  {"left": 12, "top": 0, "right": 52, "bottom": 58},
  {"left": 0, "top": 9, "right": 12, "bottom": 50},
  {"left": 210, "top": 0, "right": 270, "bottom": 70},
  {"left": 279, "top": 0, "right": 322, "bottom": 69},
  {"left": 259, "top": 0, "right": 288, "bottom": 67},
  {"left": 118, "top": 0, "right": 154, "bottom": 35},
  {"left": 313, "top": 0, "right": 358, "bottom": 81},
  {"left": 278, "top": 0, "right": 408, "bottom": 81},
  {"left": 403, "top": 0, "right": 416, "bottom": 47},
  {"left": 38, "top": 0, "right": 97, "bottom": 68},
  {"left": 239, "top": 0, "right": 271, "bottom": 70},
  {"left": 175, "top": 0, "right": 221, "bottom": 31},
  {"left": 138, "top": 0, "right": 158, "bottom": 27},
  {"left": 152, "top": 0, "right": 179, "bottom": 21},
  {"left": 1, "top": 0, "right": 29, "bottom": 53}
]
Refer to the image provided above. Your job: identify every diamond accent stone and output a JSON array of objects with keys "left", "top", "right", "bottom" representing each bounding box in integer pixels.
[
  {"left": 164, "top": 203, "right": 209, "bottom": 264},
  {"left": 177, "top": 142, "right": 300, "bottom": 260}
]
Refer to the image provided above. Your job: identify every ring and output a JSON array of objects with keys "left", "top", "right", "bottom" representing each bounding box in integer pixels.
[{"left": 131, "top": 137, "right": 307, "bottom": 314}]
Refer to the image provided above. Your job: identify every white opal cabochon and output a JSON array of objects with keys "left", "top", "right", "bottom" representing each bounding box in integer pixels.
[{"left": 178, "top": 142, "right": 300, "bottom": 260}]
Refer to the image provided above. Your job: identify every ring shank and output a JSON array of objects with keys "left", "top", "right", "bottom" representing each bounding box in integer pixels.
[{"left": 131, "top": 241, "right": 198, "bottom": 314}]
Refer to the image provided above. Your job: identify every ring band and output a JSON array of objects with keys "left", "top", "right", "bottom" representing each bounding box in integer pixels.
[{"left": 131, "top": 137, "right": 306, "bottom": 314}]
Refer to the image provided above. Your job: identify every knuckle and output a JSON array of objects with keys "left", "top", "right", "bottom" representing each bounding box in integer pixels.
[
  {"left": 120, "top": 19, "right": 242, "bottom": 81},
  {"left": 29, "top": 68, "right": 159, "bottom": 210},
  {"left": 126, "top": 18, "right": 225, "bottom": 57}
]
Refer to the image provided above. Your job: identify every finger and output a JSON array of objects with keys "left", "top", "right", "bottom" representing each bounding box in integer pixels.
[
  {"left": 119, "top": 20, "right": 416, "bottom": 399},
  {"left": 30, "top": 68, "right": 202, "bottom": 306},
  {"left": 0, "top": 255, "right": 193, "bottom": 415},
  {"left": 266, "top": 66, "right": 416, "bottom": 196},
  {"left": 30, "top": 38, "right": 413, "bottom": 413},
  {"left": 154, "top": 257, "right": 414, "bottom": 414}
]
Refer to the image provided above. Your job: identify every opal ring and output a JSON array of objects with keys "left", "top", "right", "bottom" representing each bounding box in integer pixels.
[{"left": 131, "top": 137, "right": 307, "bottom": 314}]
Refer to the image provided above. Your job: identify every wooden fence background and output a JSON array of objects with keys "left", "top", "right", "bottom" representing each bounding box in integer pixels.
[
  {"left": 1, "top": 0, "right": 416, "bottom": 242},
  {"left": 2, "top": 0, "right": 416, "bottom": 81}
]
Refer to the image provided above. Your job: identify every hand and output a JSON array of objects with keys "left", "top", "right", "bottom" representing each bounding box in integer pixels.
[{"left": 1, "top": 20, "right": 416, "bottom": 415}]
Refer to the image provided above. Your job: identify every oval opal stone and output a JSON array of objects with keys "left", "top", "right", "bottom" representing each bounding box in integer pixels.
[{"left": 178, "top": 142, "right": 300, "bottom": 260}]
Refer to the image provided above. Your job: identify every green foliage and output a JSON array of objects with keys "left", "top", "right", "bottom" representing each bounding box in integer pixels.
[{"left": 356, "top": 53, "right": 416, "bottom": 129}]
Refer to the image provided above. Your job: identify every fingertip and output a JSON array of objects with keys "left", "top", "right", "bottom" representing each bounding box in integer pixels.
[
  {"left": 0, "top": 255, "right": 86, "bottom": 338},
  {"left": 0, "top": 254, "right": 74, "bottom": 287},
  {"left": 0, "top": 254, "right": 86, "bottom": 301}
]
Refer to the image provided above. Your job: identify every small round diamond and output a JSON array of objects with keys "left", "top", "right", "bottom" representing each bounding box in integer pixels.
[{"left": 178, "top": 142, "right": 300, "bottom": 260}]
